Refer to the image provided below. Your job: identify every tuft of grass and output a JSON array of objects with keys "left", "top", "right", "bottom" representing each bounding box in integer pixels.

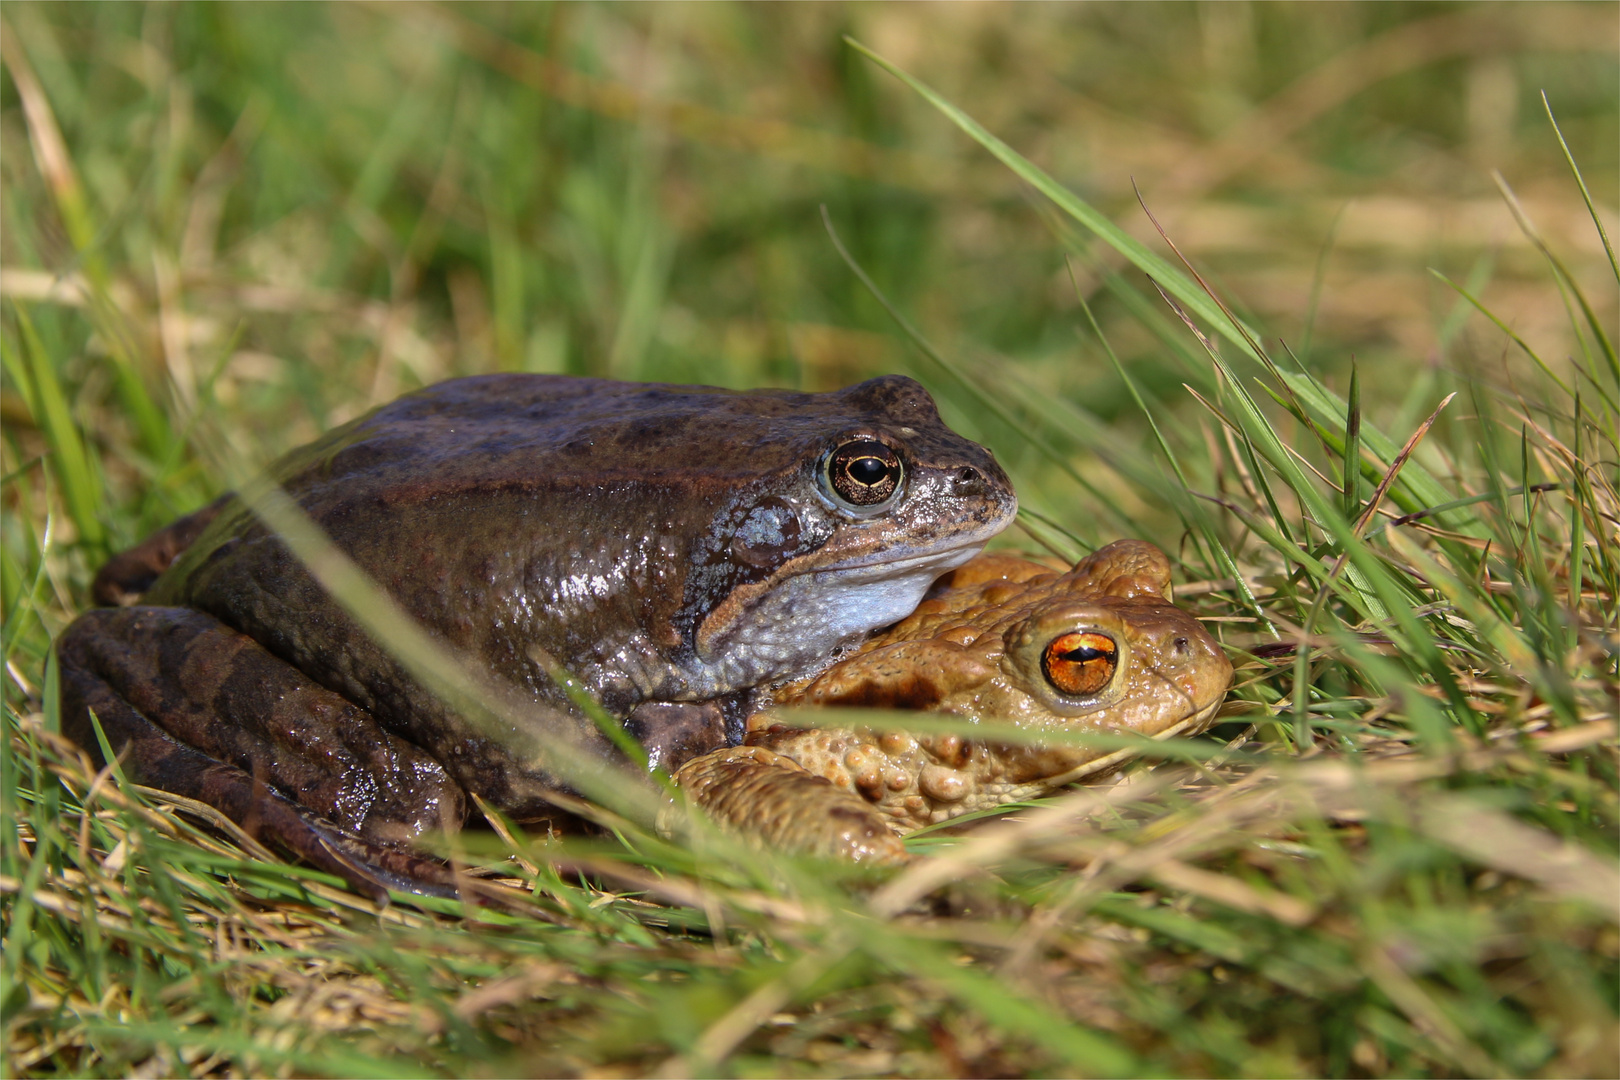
[{"left": 4, "top": 5, "right": 1616, "bottom": 1077}]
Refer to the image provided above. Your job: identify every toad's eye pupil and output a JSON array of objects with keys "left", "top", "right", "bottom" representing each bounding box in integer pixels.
[
  {"left": 1041, "top": 631, "right": 1118, "bottom": 696},
  {"left": 825, "top": 439, "right": 903, "bottom": 508}
]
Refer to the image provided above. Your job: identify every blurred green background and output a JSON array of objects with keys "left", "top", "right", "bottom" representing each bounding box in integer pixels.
[
  {"left": 2, "top": 0, "right": 1616, "bottom": 567},
  {"left": 3, "top": 8, "right": 1617, "bottom": 1076}
]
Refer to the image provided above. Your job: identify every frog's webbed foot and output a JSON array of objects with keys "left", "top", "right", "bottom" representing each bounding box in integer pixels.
[
  {"left": 56, "top": 605, "right": 472, "bottom": 900},
  {"left": 92, "top": 495, "right": 232, "bottom": 605},
  {"left": 671, "top": 745, "right": 909, "bottom": 864}
]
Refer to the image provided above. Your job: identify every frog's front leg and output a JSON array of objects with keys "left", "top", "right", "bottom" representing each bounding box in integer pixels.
[
  {"left": 671, "top": 745, "right": 909, "bottom": 863},
  {"left": 91, "top": 495, "right": 232, "bottom": 605},
  {"left": 56, "top": 606, "right": 469, "bottom": 898}
]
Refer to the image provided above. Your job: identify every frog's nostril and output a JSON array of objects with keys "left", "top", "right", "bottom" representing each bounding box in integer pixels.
[
  {"left": 1173, "top": 636, "right": 1190, "bottom": 655},
  {"left": 952, "top": 466, "right": 984, "bottom": 495}
]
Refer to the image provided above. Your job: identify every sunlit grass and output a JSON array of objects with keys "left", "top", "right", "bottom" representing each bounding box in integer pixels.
[{"left": 3, "top": 4, "right": 1617, "bottom": 1077}]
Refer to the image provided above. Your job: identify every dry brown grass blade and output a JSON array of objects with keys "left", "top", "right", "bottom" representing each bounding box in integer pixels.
[
  {"left": 657, "top": 948, "right": 848, "bottom": 1078},
  {"left": 868, "top": 772, "right": 1181, "bottom": 918},
  {"left": 1001, "top": 720, "right": 1617, "bottom": 976},
  {"left": 1360, "top": 945, "right": 1500, "bottom": 1078},
  {"left": 0, "top": 22, "right": 86, "bottom": 235},
  {"left": 1351, "top": 393, "right": 1458, "bottom": 535},
  {"left": 1146, "top": 858, "right": 1317, "bottom": 926},
  {"left": 1413, "top": 794, "right": 1618, "bottom": 910}
]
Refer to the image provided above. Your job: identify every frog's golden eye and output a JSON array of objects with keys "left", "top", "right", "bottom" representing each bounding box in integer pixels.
[
  {"left": 1041, "top": 632, "right": 1117, "bottom": 696},
  {"left": 825, "top": 440, "right": 903, "bottom": 508}
]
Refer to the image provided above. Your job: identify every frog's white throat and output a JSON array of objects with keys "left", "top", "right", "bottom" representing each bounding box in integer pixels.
[{"left": 691, "top": 540, "right": 989, "bottom": 693}]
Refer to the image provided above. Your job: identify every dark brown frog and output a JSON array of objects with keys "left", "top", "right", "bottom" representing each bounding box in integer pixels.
[{"left": 57, "top": 374, "right": 1016, "bottom": 895}]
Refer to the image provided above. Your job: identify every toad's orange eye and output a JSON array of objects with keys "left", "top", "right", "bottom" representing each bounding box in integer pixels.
[{"left": 1041, "top": 632, "right": 1117, "bottom": 696}]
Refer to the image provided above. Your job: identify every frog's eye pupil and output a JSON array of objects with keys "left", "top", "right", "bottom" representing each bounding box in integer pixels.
[
  {"left": 825, "top": 439, "right": 903, "bottom": 508},
  {"left": 849, "top": 456, "right": 888, "bottom": 485},
  {"left": 1041, "top": 631, "right": 1117, "bottom": 696}
]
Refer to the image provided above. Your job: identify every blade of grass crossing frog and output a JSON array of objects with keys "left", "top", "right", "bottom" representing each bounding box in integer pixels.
[
  {"left": 820, "top": 207, "right": 1140, "bottom": 532},
  {"left": 845, "top": 38, "right": 1262, "bottom": 372},
  {"left": 769, "top": 706, "right": 1236, "bottom": 762},
  {"left": 230, "top": 476, "right": 666, "bottom": 827},
  {"left": 530, "top": 647, "right": 674, "bottom": 793},
  {"left": 8, "top": 304, "right": 104, "bottom": 553}
]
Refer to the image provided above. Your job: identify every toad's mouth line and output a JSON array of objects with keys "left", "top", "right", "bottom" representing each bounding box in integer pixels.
[{"left": 1022, "top": 695, "right": 1228, "bottom": 790}]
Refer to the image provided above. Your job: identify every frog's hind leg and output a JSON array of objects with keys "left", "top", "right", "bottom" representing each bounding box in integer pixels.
[
  {"left": 92, "top": 495, "right": 232, "bottom": 605},
  {"left": 56, "top": 605, "right": 474, "bottom": 901}
]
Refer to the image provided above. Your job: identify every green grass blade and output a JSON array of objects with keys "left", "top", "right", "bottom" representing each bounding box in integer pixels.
[
  {"left": 7, "top": 302, "right": 104, "bottom": 551},
  {"left": 846, "top": 37, "right": 1264, "bottom": 367}
]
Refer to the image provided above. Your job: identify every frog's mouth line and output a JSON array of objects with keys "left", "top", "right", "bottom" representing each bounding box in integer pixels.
[
  {"left": 807, "top": 516, "right": 1015, "bottom": 577},
  {"left": 813, "top": 541, "right": 982, "bottom": 578}
]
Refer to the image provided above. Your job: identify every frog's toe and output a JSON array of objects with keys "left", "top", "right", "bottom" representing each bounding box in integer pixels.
[{"left": 672, "top": 745, "right": 909, "bottom": 864}]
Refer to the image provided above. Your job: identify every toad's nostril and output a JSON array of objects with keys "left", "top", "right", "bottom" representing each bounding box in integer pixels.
[{"left": 1173, "top": 636, "right": 1190, "bottom": 654}]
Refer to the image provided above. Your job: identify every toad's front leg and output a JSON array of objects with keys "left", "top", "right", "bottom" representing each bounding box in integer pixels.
[
  {"left": 671, "top": 745, "right": 910, "bottom": 863},
  {"left": 56, "top": 605, "right": 470, "bottom": 898}
]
